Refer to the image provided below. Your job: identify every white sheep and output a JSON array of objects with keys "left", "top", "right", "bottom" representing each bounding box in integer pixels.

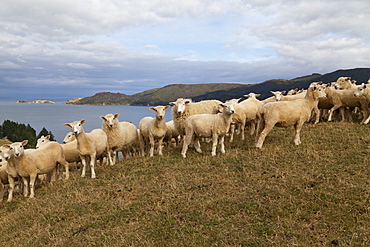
[
  {"left": 335, "top": 77, "right": 357, "bottom": 90},
  {"left": 181, "top": 101, "right": 235, "bottom": 158},
  {"left": 1, "top": 143, "right": 24, "bottom": 202},
  {"left": 354, "top": 83, "right": 370, "bottom": 124},
  {"left": 170, "top": 98, "right": 222, "bottom": 136},
  {"left": 139, "top": 105, "right": 170, "bottom": 157},
  {"left": 0, "top": 150, "right": 9, "bottom": 202},
  {"left": 164, "top": 120, "right": 181, "bottom": 147},
  {"left": 325, "top": 86, "right": 369, "bottom": 124},
  {"left": 37, "top": 135, "right": 81, "bottom": 177},
  {"left": 255, "top": 85, "right": 326, "bottom": 149},
  {"left": 63, "top": 132, "right": 76, "bottom": 143},
  {"left": 64, "top": 119, "right": 112, "bottom": 178},
  {"left": 3, "top": 140, "right": 67, "bottom": 199},
  {"left": 100, "top": 113, "right": 140, "bottom": 164}
]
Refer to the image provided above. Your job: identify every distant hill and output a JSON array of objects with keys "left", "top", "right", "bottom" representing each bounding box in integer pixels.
[{"left": 67, "top": 68, "right": 370, "bottom": 106}]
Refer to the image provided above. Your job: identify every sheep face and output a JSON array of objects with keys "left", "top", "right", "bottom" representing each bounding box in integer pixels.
[
  {"left": 36, "top": 135, "right": 50, "bottom": 149},
  {"left": 354, "top": 84, "right": 367, "bottom": 97},
  {"left": 244, "top": 93, "right": 260, "bottom": 98},
  {"left": 150, "top": 105, "right": 170, "bottom": 120},
  {"left": 271, "top": 91, "right": 285, "bottom": 101},
  {"left": 170, "top": 98, "right": 192, "bottom": 115},
  {"left": 100, "top": 113, "right": 119, "bottom": 128},
  {"left": 63, "top": 132, "right": 76, "bottom": 144},
  {"left": 4, "top": 141, "right": 28, "bottom": 159},
  {"left": 64, "top": 119, "right": 86, "bottom": 136},
  {"left": 219, "top": 102, "right": 235, "bottom": 115}
]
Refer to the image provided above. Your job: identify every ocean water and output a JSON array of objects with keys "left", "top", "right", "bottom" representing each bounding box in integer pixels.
[{"left": 0, "top": 101, "right": 170, "bottom": 143}]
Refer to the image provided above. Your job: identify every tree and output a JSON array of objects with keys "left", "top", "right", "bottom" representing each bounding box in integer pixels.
[
  {"left": 0, "top": 120, "right": 55, "bottom": 148},
  {"left": 37, "top": 127, "right": 55, "bottom": 141}
]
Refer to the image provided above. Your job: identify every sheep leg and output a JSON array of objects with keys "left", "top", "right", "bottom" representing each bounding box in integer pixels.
[
  {"left": 181, "top": 133, "right": 193, "bottom": 158},
  {"left": 7, "top": 176, "right": 16, "bottom": 202},
  {"left": 250, "top": 120, "right": 256, "bottom": 135},
  {"left": 255, "top": 123, "right": 274, "bottom": 149},
  {"left": 294, "top": 122, "right": 304, "bottom": 145},
  {"left": 80, "top": 156, "right": 87, "bottom": 178},
  {"left": 158, "top": 137, "right": 164, "bottom": 156},
  {"left": 29, "top": 175, "right": 38, "bottom": 198},
  {"left": 313, "top": 105, "right": 320, "bottom": 124},
  {"left": 211, "top": 134, "right": 218, "bottom": 156},
  {"left": 22, "top": 176, "right": 29, "bottom": 197},
  {"left": 328, "top": 105, "right": 340, "bottom": 122},
  {"left": 229, "top": 124, "right": 235, "bottom": 142},
  {"left": 193, "top": 136, "right": 202, "bottom": 153},
  {"left": 149, "top": 135, "right": 155, "bottom": 157},
  {"left": 89, "top": 154, "right": 96, "bottom": 179},
  {"left": 0, "top": 183, "right": 4, "bottom": 202},
  {"left": 220, "top": 136, "right": 226, "bottom": 154},
  {"left": 240, "top": 121, "right": 246, "bottom": 140}
]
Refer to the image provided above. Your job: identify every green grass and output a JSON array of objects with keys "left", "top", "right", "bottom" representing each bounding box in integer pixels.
[{"left": 1, "top": 122, "right": 370, "bottom": 246}]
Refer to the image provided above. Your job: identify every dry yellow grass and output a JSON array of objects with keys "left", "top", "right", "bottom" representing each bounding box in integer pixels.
[{"left": 0, "top": 122, "right": 370, "bottom": 246}]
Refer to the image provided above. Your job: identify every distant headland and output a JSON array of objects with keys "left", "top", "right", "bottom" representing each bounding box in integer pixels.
[{"left": 16, "top": 100, "right": 55, "bottom": 104}]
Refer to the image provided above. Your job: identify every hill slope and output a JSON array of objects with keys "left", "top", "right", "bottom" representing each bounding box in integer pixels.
[{"left": 70, "top": 68, "right": 370, "bottom": 105}]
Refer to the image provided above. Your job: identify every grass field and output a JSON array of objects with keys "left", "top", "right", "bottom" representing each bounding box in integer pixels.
[{"left": 1, "top": 122, "right": 370, "bottom": 246}]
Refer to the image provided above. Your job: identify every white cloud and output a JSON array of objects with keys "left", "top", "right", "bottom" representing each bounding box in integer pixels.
[{"left": 1, "top": 0, "right": 370, "bottom": 99}]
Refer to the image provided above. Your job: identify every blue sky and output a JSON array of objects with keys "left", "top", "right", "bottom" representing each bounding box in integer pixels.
[{"left": 1, "top": 0, "right": 370, "bottom": 100}]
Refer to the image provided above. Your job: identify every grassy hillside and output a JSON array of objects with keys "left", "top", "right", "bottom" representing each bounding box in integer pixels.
[
  {"left": 69, "top": 68, "right": 370, "bottom": 105},
  {"left": 1, "top": 122, "right": 370, "bottom": 246}
]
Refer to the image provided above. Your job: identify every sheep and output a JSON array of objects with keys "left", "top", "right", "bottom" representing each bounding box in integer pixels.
[
  {"left": 335, "top": 77, "right": 357, "bottom": 90},
  {"left": 228, "top": 93, "right": 265, "bottom": 141},
  {"left": 354, "top": 83, "right": 370, "bottom": 124},
  {"left": 3, "top": 140, "right": 67, "bottom": 199},
  {"left": 0, "top": 150, "right": 9, "bottom": 202},
  {"left": 181, "top": 101, "right": 235, "bottom": 158},
  {"left": 139, "top": 105, "right": 170, "bottom": 157},
  {"left": 100, "top": 113, "right": 140, "bottom": 164},
  {"left": 37, "top": 135, "right": 81, "bottom": 177},
  {"left": 255, "top": 85, "right": 326, "bottom": 149},
  {"left": 164, "top": 120, "right": 181, "bottom": 147},
  {"left": 1, "top": 143, "right": 24, "bottom": 202},
  {"left": 170, "top": 98, "right": 222, "bottom": 136},
  {"left": 64, "top": 119, "right": 112, "bottom": 178},
  {"left": 325, "top": 86, "right": 369, "bottom": 124},
  {"left": 63, "top": 132, "right": 76, "bottom": 143}
]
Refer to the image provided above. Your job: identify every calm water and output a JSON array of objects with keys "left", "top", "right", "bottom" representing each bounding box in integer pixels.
[{"left": 0, "top": 101, "right": 169, "bottom": 143}]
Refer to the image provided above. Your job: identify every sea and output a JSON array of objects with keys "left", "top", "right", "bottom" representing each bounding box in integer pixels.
[{"left": 0, "top": 100, "right": 166, "bottom": 143}]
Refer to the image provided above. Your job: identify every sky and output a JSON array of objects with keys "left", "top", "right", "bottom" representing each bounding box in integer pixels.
[{"left": 1, "top": 0, "right": 370, "bottom": 100}]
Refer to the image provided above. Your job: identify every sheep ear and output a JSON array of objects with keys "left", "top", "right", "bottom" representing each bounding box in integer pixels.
[
  {"left": 100, "top": 116, "right": 106, "bottom": 121},
  {"left": 81, "top": 119, "right": 86, "bottom": 124},
  {"left": 255, "top": 94, "right": 261, "bottom": 97},
  {"left": 185, "top": 100, "right": 192, "bottom": 104},
  {"left": 364, "top": 84, "right": 367, "bottom": 89},
  {"left": 114, "top": 113, "right": 120, "bottom": 119},
  {"left": 64, "top": 123, "right": 71, "bottom": 128},
  {"left": 169, "top": 102, "right": 176, "bottom": 105},
  {"left": 46, "top": 135, "right": 50, "bottom": 140},
  {"left": 282, "top": 91, "right": 286, "bottom": 94},
  {"left": 22, "top": 140, "right": 28, "bottom": 146},
  {"left": 164, "top": 105, "right": 170, "bottom": 110},
  {"left": 149, "top": 107, "right": 156, "bottom": 111}
]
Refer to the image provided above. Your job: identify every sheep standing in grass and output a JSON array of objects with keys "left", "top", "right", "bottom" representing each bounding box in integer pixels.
[
  {"left": 164, "top": 120, "right": 181, "bottom": 147},
  {"left": 64, "top": 119, "right": 112, "bottom": 178},
  {"left": 37, "top": 135, "right": 81, "bottom": 177},
  {"left": 0, "top": 150, "right": 9, "bottom": 202},
  {"left": 100, "top": 113, "right": 140, "bottom": 164},
  {"left": 139, "top": 105, "right": 170, "bottom": 157},
  {"left": 3, "top": 140, "right": 67, "bottom": 199},
  {"left": 181, "top": 101, "right": 235, "bottom": 158},
  {"left": 325, "top": 86, "right": 369, "bottom": 124},
  {"left": 170, "top": 98, "right": 222, "bottom": 136},
  {"left": 255, "top": 85, "right": 326, "bottom": 149}
]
